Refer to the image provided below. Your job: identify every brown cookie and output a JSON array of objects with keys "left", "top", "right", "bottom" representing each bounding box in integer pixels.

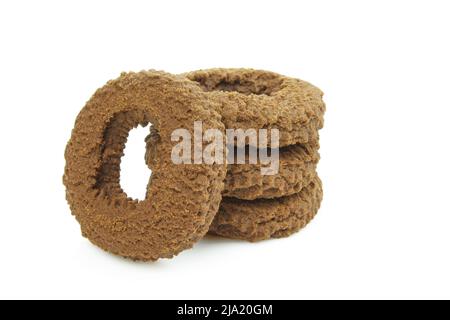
[
  {"left": 182, "top": 68, "right": 325, "bottom": 147},
  {"left": 64, "top": 71, "right": 226, "bottom": 261},
  {"left": 208, "top": 175, "right": 323, "bottom": 242},
  {"left": 223, "top": 143, "right": 320, "bottom": 200},
  {"left": 146, "top": 127, "right": 319, "bottom": 200}
]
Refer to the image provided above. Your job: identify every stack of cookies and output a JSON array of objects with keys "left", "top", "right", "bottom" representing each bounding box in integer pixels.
[
  {"left": 65, "top": 69, "right": 325, "bottom": 261},
  {"left": 148, "top": 69, "right": 325, "bottom": 242}
]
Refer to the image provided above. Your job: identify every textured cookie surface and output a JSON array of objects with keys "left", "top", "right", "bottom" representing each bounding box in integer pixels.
[
  {"left": 208, "top": 176, "right": 323, "bottom": 242},
  {"left": 223, "top": 143, "right": 319, "bottom": 200},
  {"left": 146, "top": 127, "right": 319, "bottom": 200},
  {"left": 183, "top": 68, "right": 325, "bottom": 147},
  {"left": 64, "top": 71, "right": 226, "bottom": 261}
]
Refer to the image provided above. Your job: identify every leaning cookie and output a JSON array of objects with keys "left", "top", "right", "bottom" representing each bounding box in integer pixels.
[
  {"left": 146, "top": 127, "right": 319, "bottom": 200},
  {"left": 208, "top": 176, "right": 323, "bottom": 242},
  {"left": 64, "top": 71, "right": 226, "bottom": 261},
  {"left": 182, "top": 68, "right": 325, "bottom": 147}
]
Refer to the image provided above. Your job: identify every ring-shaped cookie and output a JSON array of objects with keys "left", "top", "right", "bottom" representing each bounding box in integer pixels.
[
  {"left": 208, "top": 176, "right": 322, "bottom": 242},
  {"left": 183, "top": 68, "right": 325, "bottom": 147},
  {"left": 64, "top": 71, "right": 226, "bottom": 261},
  {"left": 223, "top": 144, "right": 319, "bottom": 200}
]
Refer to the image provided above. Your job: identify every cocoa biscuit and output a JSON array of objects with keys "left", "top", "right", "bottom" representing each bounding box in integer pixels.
[
  {"left": 182, "top": 68, "right": 325, "bottom": 147},
  {"left": 145, "top": 127, "right": 319, "bottom": 200},
  {"left": 64, "top": 71, "right": 226, "bottom": 261},
  {"left": 208, "top": 175, "right": 323, "bottom": 242},
  {"left": 223, "top": 143, "right": 320, "bottom": 200}
]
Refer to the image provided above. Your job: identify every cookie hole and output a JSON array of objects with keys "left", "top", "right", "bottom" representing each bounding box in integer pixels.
[
  {"left": 191, "top": 74, "right": 282, "bottom": 96},
  {"left": 120, "top": 124, "right": 152, "bottom": 201}
]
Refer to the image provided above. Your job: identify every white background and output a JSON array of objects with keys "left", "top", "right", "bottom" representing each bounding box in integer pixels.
[{"left": 1, "top": 0, "right": 449, "bottom": 300}]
